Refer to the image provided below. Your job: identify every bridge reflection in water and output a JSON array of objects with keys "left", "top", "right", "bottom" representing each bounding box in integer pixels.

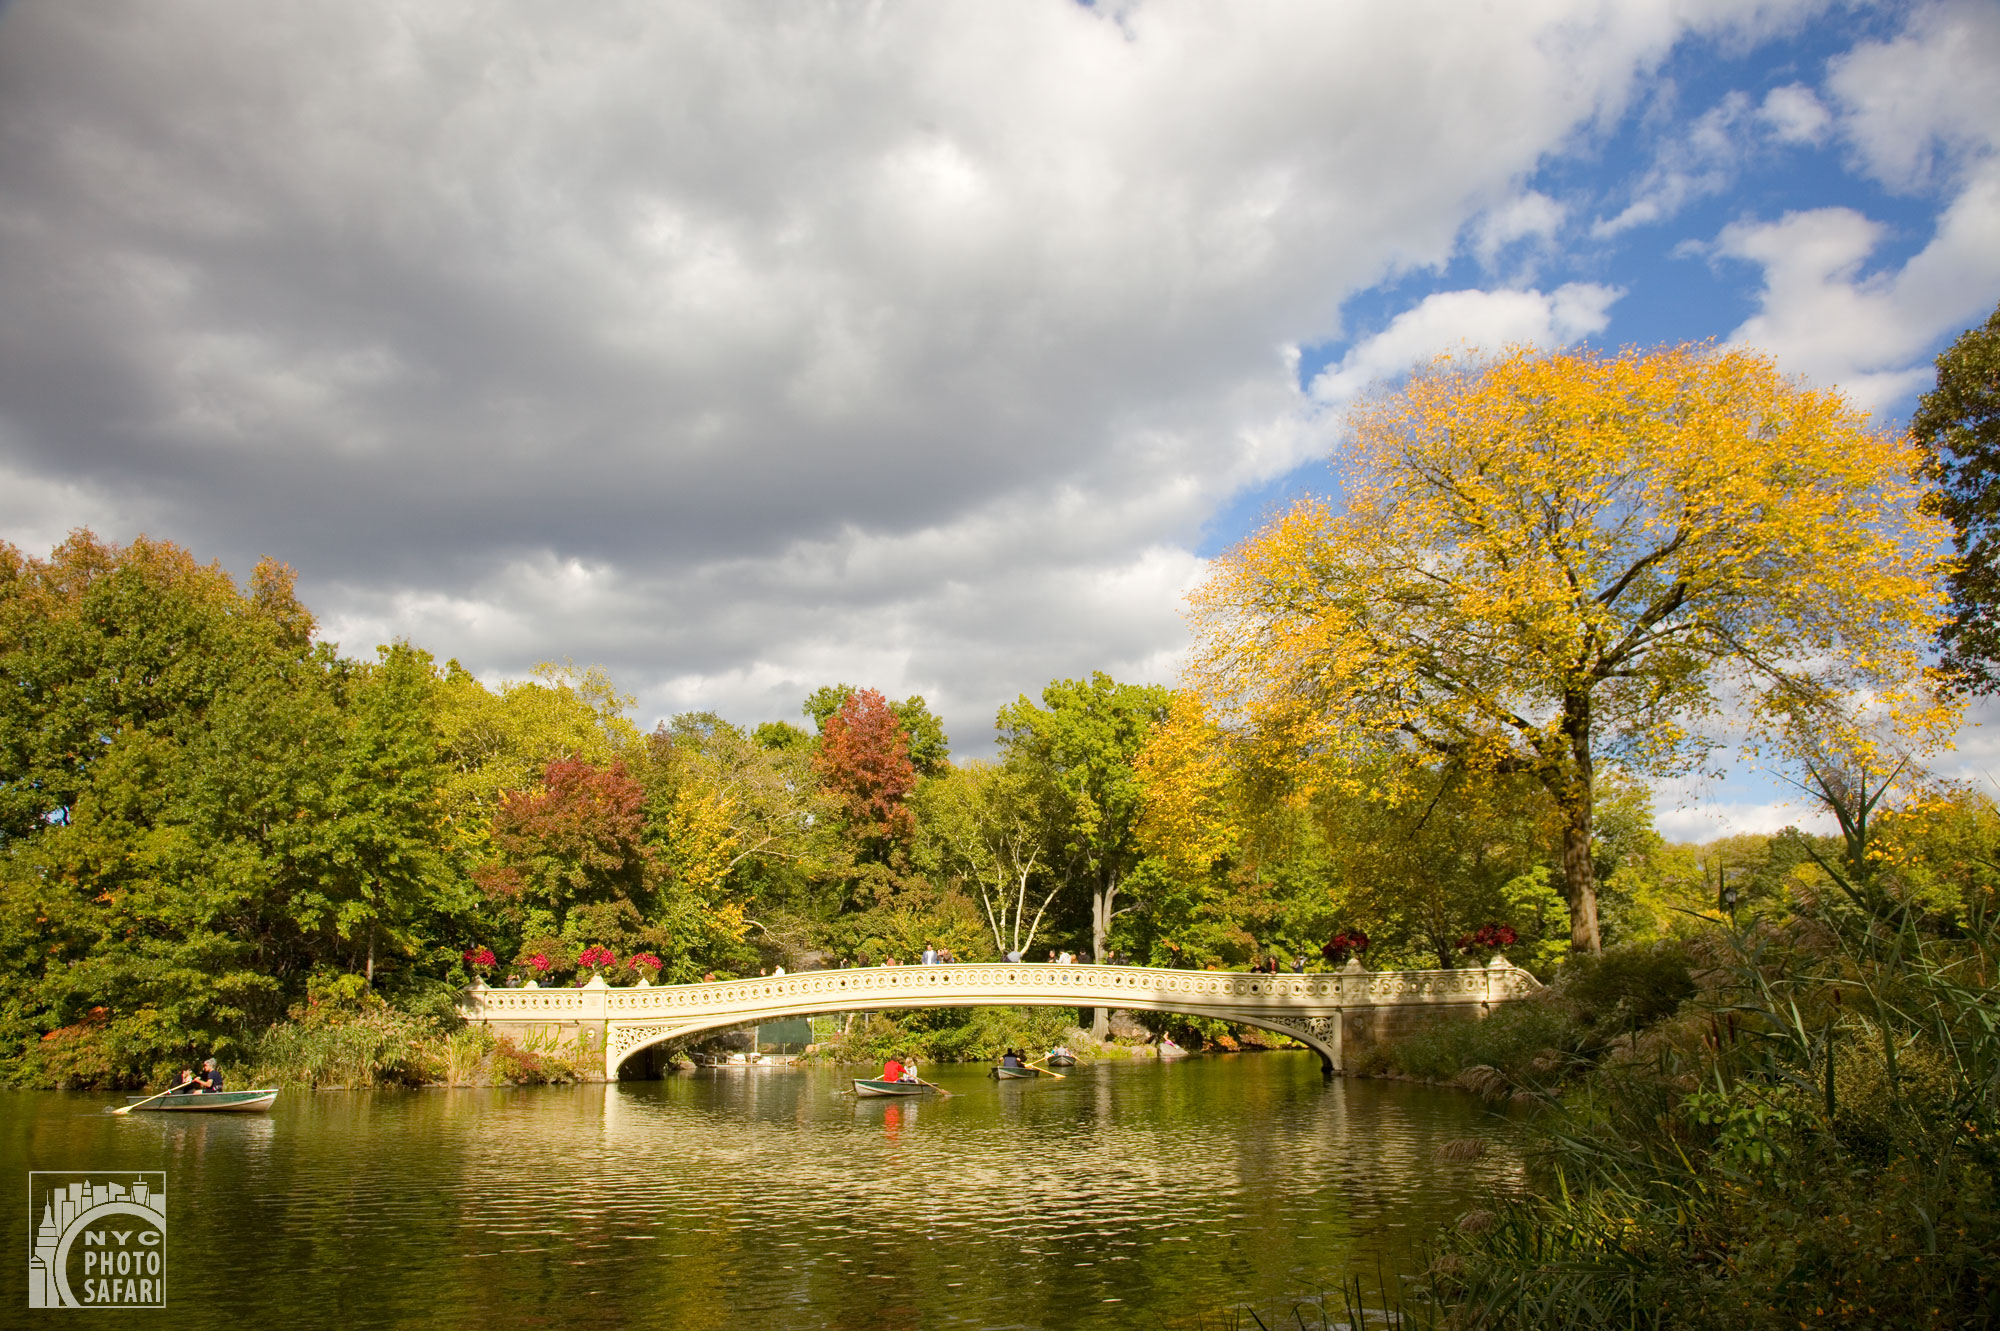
[{"left": 462, "top": 959, "right": 1540, "bottom": 1078}]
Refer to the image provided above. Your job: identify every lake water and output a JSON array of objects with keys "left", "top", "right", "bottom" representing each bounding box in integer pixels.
[{"left": 3, "top": 1053, "right": 1523, "bottom": 1328}]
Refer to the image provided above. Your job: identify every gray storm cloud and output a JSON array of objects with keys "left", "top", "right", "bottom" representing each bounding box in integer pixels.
[{"left": 0, "top": 0, "right": 1820, "bottom": 740}]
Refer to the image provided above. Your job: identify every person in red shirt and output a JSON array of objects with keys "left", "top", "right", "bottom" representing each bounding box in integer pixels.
[{"left": 880, "top": 1057, "right": 905, "bottom": 1083}]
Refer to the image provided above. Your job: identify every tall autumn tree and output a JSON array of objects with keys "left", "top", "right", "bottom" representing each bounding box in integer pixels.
[
  {"left": 1190, "top": 344, "right": 1951, "bottom": 952},
  {"left": 814, "top": 688, "right": 918, "bottom": 861},
  {"left": 804, "top": 683, "right": 951, "bottom": 774}
]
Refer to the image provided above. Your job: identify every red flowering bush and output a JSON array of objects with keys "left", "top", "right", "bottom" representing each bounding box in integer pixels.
[
  {"left": 1321, "top": 930, "right": 1371, "bottom": 965},
  {"left": 527, "top": 953, "right": 551, "bottom": 973},
  {"left": 1456, "top": 923, "right": 1519, "bottom": 954},
  {"left": 461, "top": 947, "right": 497, "bottom": 969},
  {"left": 628, "top": 952, "right": 662, "bottom": 976},
  {"left": 577, "top": 944, "right": 618, "bottom": 971}
]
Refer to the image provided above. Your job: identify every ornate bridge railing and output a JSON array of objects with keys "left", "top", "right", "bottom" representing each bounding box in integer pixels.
[{"left": 462, "top": 957, "right": 1540, "bottom": 1079}]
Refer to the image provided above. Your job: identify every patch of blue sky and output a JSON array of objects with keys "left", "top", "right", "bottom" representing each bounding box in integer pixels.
[{"left": 1297, "top": 14, "right": 1954, "bottom": 414}]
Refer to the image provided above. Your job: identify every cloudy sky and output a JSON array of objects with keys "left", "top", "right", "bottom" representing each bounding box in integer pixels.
[{"left": 3, "top": 1, "right": 1998, "bottom": 839}]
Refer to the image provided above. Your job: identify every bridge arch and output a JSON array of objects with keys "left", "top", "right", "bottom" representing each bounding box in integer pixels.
[
  {"left": 461, "top": 961, "right": 1538, "bottom": 1080},
  {"left": 601, "top": 994, "right": 1343, "bottom": 1075}
]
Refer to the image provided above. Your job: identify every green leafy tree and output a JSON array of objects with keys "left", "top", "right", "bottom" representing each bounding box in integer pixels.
[
  {"left": 891, "top": 696, "right": 951, "bottom": 775},
  {"left": 914, "top": 760, "right": 1065, "bottom": 959},
  {"left": 0, "top": 534, "right": 461, "bottom": 1083},
  {"left": 998, "top": 673, "right": 1173, "bottom": 988},
  {"left": 1915, "top": 301, "right": 2000, "bottom": 691},
  {"left": 753, "top": 719, "right": 814, "bottom": 752}
]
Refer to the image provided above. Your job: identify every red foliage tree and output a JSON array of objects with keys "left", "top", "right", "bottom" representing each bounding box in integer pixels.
[
  {"left": 813, "top": 688, "right": 916, "bottom": 854},
  {"left": 474, "top": 758, "right": 654, "bottom": 909}
]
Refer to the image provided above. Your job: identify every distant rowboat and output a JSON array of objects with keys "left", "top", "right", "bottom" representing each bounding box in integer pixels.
[
  {"left": 122, "top": 1089, "right": 277, "bottom": 1113},
  {"left": 988, "top": 1065, "right": 1041, "bottom": 1080}
]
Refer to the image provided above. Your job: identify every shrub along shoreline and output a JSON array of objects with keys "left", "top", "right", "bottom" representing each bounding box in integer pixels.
[{"left": 1341, "top": 860, "right": 2000, "bottom": 1327}]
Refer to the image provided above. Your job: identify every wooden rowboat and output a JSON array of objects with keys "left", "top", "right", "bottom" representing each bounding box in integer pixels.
[
  {"left": 123, "top": 1089, "right": 278, "bottom": 1113},
  {"left": 988, "top": 1065, "right": 1041, "bottom": 1080},
  {"left": 852, "top": 1078, "right": 930, "bottom": 1097},
  {"left": 1044, "top": 1053, "right": 1077, "bottom": 1067}
]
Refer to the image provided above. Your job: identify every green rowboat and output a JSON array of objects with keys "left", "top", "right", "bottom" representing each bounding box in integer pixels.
[
  {"left": 988, "top": 1065, "right": 1041, "bottom": 1080},
  {"left": 852, "top": 1078, "right": 930, "bottom": 1097},
  {"left": 123, "top": 1089, "right": 278, "bottom": 1113}
]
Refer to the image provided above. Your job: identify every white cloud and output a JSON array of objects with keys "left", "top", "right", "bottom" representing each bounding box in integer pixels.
[
  {"left": 1709, "top": 5, "right": 2000, "bottom": 417},
  {"left": 1471, "top": 191, "right": 1568, "bottom": 268},
  {"left": 1758, "top": 83, "right": 1831, "bottom": 145},
  {"left": 1309, "top": 284, "right": 1622, "bottom": 407},
  {"left": 1592, "top": 90, "right": 1754, "bottom": 237},
  {"left": 1654, "top": 796, "right": 1835, "bottom": 843},
  {"left": 1826, "top": 0, "right": 2000, "bottom": 192},
  {"left": 1716, "top": 170, "right": 2000, "bottom": 411}
]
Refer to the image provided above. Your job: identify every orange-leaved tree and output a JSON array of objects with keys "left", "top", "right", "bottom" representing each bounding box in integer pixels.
[{"left": 1188, "top": 343, "right": 1954, "bottom": 953}]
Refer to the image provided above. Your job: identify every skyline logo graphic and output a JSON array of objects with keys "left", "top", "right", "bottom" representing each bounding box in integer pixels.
[{"left": 27, "top": 1172, "right": 166, "bottom": 1308}]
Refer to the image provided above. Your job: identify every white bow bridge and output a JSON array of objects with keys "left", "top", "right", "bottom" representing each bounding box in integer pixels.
[{"left": 462, "top": 959, "right": 1540, "bottom": 1079}]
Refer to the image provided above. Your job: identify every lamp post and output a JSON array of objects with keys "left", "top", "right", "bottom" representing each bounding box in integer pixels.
[{"left": 1715, "top": 863, "right": 1740, "bottom": 923}]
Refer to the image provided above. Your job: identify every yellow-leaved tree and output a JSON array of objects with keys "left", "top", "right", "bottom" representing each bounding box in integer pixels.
[
  {"left": 1190, "top": 344, "right": 1954, "bottom": 952},
  {"left": 1134, "top": 690, "right": 1241, "bottom": 883}
]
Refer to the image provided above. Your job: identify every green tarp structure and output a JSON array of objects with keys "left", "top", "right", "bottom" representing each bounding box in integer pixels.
[{"left": 756, "top": 1018, "right": 813, "bottom": 1053}]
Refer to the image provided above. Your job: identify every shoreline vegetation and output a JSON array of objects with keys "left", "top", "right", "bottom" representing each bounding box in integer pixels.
[{"left": 1269, "top": 810, "right": 2000, "bottom": 1328}]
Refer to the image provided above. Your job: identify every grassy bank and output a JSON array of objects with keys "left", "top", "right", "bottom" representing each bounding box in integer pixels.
[
  {"left": 1346, "top": 941, "right": 1699, "bottom": 1095},
  {"left": 1326, "top": 857, "right": 2000, "bottom": 1327}
]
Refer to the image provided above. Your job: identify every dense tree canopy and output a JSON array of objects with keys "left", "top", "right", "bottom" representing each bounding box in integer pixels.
[{"left": 0, "top": 350, "right": 1976, "bottom": 1094}]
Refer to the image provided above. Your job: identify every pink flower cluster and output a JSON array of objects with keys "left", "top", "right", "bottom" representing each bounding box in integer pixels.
[
  {"left": 628, "top": 952, "right": 662, "bottom": 973},
  {"left": 461, "top": 946, "right": 497, "bottom": 969},
  {"left": 527, "top": 953, "right": 551, "bottom": 973},
  {"left": 577, "top": 944, "right": 618, "bottom": 970}
]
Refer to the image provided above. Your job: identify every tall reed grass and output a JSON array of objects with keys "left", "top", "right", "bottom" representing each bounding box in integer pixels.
[{"left": 1415, "top": 834, "right": 2000, "bottom": 1327}]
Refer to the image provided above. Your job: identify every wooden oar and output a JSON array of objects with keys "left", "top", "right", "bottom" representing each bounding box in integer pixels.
[
  {"left": 113, "top": 1083, "right": 188, "bottom": 1115},
  {"left": 910, "top": 1075, "right": 953, "bottom": 1098},
  {"left": 1024, "top": 1059, "right": 1066, "bottom": 1079}
]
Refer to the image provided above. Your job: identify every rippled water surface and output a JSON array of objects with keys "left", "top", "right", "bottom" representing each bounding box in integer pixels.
[{"left": 3, "top": 1054, "right": 1522, "bottom": 1328}]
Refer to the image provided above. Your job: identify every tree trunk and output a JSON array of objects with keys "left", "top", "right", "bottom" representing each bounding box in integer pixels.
[
  {"left": 1088, "top": 875, "right": 1118, "bottom": 1039},
  {"left": 1557, "top": 691, "right": 1602, "bottom": 953}
]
